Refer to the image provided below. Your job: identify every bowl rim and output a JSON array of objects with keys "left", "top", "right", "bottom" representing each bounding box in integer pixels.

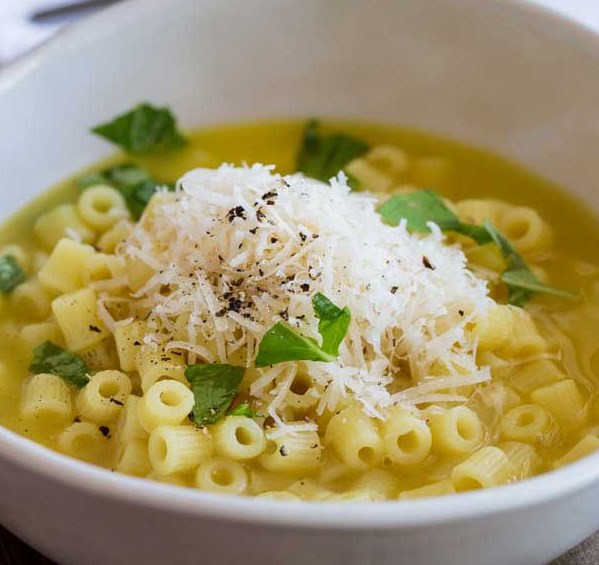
[{"left": 2, "top": 0, "right": 599, "bottom": 529}]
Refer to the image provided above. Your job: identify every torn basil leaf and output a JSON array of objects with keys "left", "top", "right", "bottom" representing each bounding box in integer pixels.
[
  {"left": 379, "top": 189, "right": 461, "bottom": 232},
  {"left": 378, "top": 189, "right": 491, "bottom": 244},
  {"left": 78, "top": 164, "right": 174, "bottom": 220},
  {"left": 0, "top": 255, "right": 26, "bottom": 294},
  {"left": 483, "top": 221, "right": 576, "bottom": 306},
  {"left": 378, "top": 190, "right": 573, "bottom": 306},
  {"left": 255, "top": 322, "right": 335, "bottom": 367},
  {"left": 312, "top": 293, "right": 351, "bottom": 357},
  {"left": 185, "top": 363, "right": 245, "bottom": 426},
  {"left": 120, "top": 179, "right": 174, "bottom": 221},
  {"left": 296, "top": 120, "right": 369, "bottom": 189},
  {"left": 255, "top": 294, "right": 351, "bottom": 367},
  {"left": 29, "top": 341, "right": 90, "bottom": 388},
  {"left": 92, "top": 103, "right": 187, "bottom": 155},
  {"left": 77, "top": 163, "right": 153, "bottom": 190}
]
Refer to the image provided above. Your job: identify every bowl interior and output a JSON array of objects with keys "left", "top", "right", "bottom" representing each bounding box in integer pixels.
[
  {"left": 2, "top": 0, "right": 599, "bottom": 219},
  {"left": 1, "top": 0, "right": 599, "bottom": 528}
]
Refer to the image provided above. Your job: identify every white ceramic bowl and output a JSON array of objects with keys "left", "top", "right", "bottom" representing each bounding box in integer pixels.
[{"left": 2, "top": 1, "right": 599, "bottom": 563}]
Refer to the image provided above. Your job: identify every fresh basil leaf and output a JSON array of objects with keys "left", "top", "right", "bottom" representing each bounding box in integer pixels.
[
  {"left": 483, "top": 221, "right": 576, "bottom": 306},
  {"left": 296, "top": 120, "right": 369, "bottom": 188},
  {"left": 0, "top": 255, "right": 26, "bottom": 294},
  {"left": 255, "top": 322, "right": 335, "bottom": 367},
  {"left": 78, "top": 164, "right": 173, "bottom": 220},
  {"left": 255, "top": 294, "right": 351, "bottom": 367},
  {"left": 312, "top": 293, "right": 351, "bottom": 357},
  {"left": 107, "top": 164, "right": 153, "bottom": 187},
  {"left": 92, "top": 103, "right": 187, "bottom": 155},
  {"left": 379, "top": 189, "right": 493, "bottom": 244},
  {"left": 228, "top": 402, "right": 262, "bottom": 418},
  {"left": 185, "top": 363, "right": 245, "bottom": 426},
  {"left": 78, "top": 164, "right": 153, "bottom": 191},
  {"left": 377, "top": 190, "right": 573, "bottom": 306},
  {"left": 77, "top": 172, "right": 109, "bottom": 190},
  {"left": 379, "top": 189, "right": 462, "bottom": 232},
  {"left": 453, "top": 222, "right": 493, "bottom": 245},
  {"left": 29, "top": 341, "right": 90, "bottom": 388},
  {"left": 378, "top": 190, "right": 573, "bottom": 306},
  {"left": 482, "top": 220, "right": 527, "bottom": 271},
  {"left": 120, "top": 179, "right": 168, "bottom": 221}
]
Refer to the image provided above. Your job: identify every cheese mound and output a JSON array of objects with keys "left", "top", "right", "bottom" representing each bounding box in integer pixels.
[{"left": 113, "top": 164, "right": 493, "bottom": 426}]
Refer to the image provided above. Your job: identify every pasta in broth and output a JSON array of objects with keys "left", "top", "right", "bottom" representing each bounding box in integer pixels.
[{"left": 1, "top": 104, "right": 599, "bottom": 501}]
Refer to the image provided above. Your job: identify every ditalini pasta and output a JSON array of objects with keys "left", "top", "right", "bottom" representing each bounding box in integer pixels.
[{"left": 0, "top": 115, "right": 598, "bottom": 501}]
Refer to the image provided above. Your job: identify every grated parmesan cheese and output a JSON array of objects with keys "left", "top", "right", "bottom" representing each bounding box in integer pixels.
[{"left": 103, "top": 164, "right": 494, "bottom": 427}]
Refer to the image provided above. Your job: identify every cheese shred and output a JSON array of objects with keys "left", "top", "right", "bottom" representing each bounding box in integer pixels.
[{"left": 106, "top": 164, "right": 493, "bottom": 424}]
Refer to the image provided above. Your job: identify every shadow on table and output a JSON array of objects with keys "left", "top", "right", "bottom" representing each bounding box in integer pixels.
[
  {"left": 0, "top": 525, "right": 56, "bottom": 564},
  {"left": 0, "top": 520, "right": 596, "bottom": 565}
]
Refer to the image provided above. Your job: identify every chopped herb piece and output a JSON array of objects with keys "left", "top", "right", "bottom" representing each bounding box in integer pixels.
[
  {"left": 0, "top": 255, "right": 26, "bottom": 294},
  {"left": 378, "top": 189, "right": 491, "bottom": 244},
  {"left": 296, "top": 120, "right": 369, "bottom": 189},
  {"left": 185, "top": 363, "right": 245, "bottom": 426},
  {"left": 77, "top": 163, "right": 174, "bottom": 220},
  {"left": 255, "top": 294, "right": 350, "bottom": 367},
  {"left": 77, "top": 171, "right": 109, "bottom": 189},
  {"left": 312, "top": 293, "right": 351, "bottom": 357},
  {"left": 454, "top": 223, "right": 493, "bottom": 245},
  {"left": 379, "top": 189, "right": 460, "bottom": 232},
  {"left": 120, "top": 179, "right": 173, "bottom": 220},
  {"left": 483, "top": 221, "right": 575, "bottom": 306},
  {"left": 255, "top": 322, "right": 334, "bottom": 367},
  {"left": 92, "top": 103, "right": 186, "bottom": 155},
  {"left": 378, "top": 190, "right": 573, "bottom": 306},
  {"left": 77, "top": 163, "right": 152, "bottom": 190},
  {"left": 29, "top": 341, "right": 90, "bottom": 388},
  {"left": 228, "top": 402, "right": 262, "bottom": 418}
]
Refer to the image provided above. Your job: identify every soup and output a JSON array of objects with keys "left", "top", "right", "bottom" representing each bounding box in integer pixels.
[{"left": 1, "top": 105, "right": 599, "bottom": 501}]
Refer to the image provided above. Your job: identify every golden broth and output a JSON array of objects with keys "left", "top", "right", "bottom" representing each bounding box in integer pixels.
[{"left": 1, "top": 120, "right": 599, "bottom": 498}]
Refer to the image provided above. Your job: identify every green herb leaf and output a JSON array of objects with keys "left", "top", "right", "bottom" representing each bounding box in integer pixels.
[
  {"left": 0, "top": 255, "right": 26, "bottom": 294},
  {"left": 78, "top": 164, "right": 173, "bottom": 220},
  {"left": 481, "top": 220, "right": 527, "bottom": 270},
  {"left": 312, "top": 293, "right": 351, "bottom": 357},
  {"left": 92, "top": 103, "right": 187, "bottom": 155},
  {"left": 379, "top": 189, "right": 492, "bottom": 244},
  {"left": 454, "top": 222, "right": 493, "bottom": 245},
  {"left": 77, "top": 172, "right": 110, "bottom": 190},
  {"left": 379, "top": 189, "right": 461, "bottom": 232},
  {"left": 185, "top": 364, "right": 245, "bottom": 426},
  {"left": 482, "top": 221, "right": 575, "bottom": 306},
  {"left": 29, "top": 341, "right": 90, "bottom": 388},
  {"left": 255, "top": 322, "right": 335, "bottom": 367},
  {"left": 296, "top": 120, "right": 369, "bottom": 188},
  {"left": 120, "top": 179, "right": 171, "bottom": 221},
  {"left": 255, "top": 294, "right": 351, "bottom": 367},
  {"left": 228, "top": 402, "right": 262, "bottom": 418},
  {"left": 78, "top": 164, "right": 153, "bottom": 190},
  {"left": 377, "top": 190, "right": 573, "bottom": 306}
]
